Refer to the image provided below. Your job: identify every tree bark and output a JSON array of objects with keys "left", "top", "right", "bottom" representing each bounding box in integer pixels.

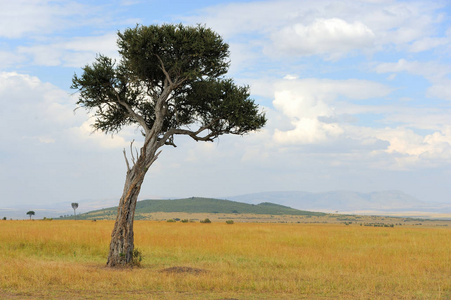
[{"left": 106, "top": 157, "right": 147, "bottom": 267}]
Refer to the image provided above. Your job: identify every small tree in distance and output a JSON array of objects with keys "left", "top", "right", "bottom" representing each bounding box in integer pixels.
[
  {"left": 26, "top": 211, "right": 35, "bottom": 220},
  {"left": 72, "top": 24, "right": 266, "bottom": 267},
  {"left": 71, "top": 203, "right": 79, "bottom": 220}
]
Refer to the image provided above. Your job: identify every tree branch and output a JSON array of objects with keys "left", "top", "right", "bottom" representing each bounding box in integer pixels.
[
  {"left": 155, "top": 54, "right": 188, "bottom": 90},
  {"left": 155, "top": 54, "right": 174, "bottom": 87},
  {"left": 110, "top": 85, "right": 150, "bottom": 134},
  {"left": 145, "top": 150, "right": 162, "bottom": 169},
  {"left": 130, "top": 140, "right": 136, "bottom": 165},
  {"left": 123, "top": 149, "right": 131, "bottom": 172},
  {"left": 157, "top": 126, "right": 216, "bottom": 149}
]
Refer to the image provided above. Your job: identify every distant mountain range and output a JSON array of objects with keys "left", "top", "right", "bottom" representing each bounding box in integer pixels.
[
  {"left": 226, "top": 191, "right": 451, "bottom": 215},
  {"left": 2, "top": 190, "right": 450, "bottom": 219}
]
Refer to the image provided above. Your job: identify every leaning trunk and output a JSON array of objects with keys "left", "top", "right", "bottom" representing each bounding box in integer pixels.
[
  {"left": 106, "top": 94, "right": 166, "bottom": 268},
  {"left": 106, "top": 157, "right": 147, "bottom": 267}
]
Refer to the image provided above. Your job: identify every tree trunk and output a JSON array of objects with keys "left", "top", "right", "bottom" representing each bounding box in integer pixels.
[
  {"left": 106, "top": 157, "right": 148, "bottom": 267},
  {"left": 106, "top": 100, "right": 164, "bottom": 268}
]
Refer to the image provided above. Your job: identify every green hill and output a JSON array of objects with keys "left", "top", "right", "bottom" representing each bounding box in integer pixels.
[{"left": 66, "top": 197, "right": 326, "bottom": 220}]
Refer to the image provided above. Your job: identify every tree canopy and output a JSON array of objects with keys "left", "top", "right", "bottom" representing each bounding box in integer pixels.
[{"left": 72, "top": 24, "right": 266, "bottom": 146}]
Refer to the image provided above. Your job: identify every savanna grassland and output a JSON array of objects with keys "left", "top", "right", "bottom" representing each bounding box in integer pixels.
[{"left": 0, "top": 220, "right": 450, "bottom": 299}]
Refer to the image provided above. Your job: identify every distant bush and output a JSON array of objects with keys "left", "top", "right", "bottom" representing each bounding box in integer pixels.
[
  {"left": 2, "top": 217, "right": 6, "bottom": 220},
  {"left": 181, "top": 219, "right": 189, "bottom": 223},
  {"left": 200, "top": 218, "right": 211, "bottom": 223},
  {"left": 363, "top": 223, "right": 395, "bottom": 228},
  {"left": 167, "top": 219, "right": 176, "bottom": 223},
  {"left": 225, "top": 220, "right": 234, "bottom": 224}
]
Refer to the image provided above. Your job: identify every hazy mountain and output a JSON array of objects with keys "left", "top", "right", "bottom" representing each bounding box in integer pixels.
[
  {"left": 226, "top": 191, "right": 451, "bottom": 214},
  {"left": 61, "top": 197, "right": 326, "bottom": 220}
]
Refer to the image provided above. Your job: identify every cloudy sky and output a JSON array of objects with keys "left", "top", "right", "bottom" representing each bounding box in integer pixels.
[{"left": 1, "top": 0, "right": 451, "bottom": 212}]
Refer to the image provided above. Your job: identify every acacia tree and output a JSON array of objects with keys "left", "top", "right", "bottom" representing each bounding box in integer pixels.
[
  {"left": 72, "top": 24, "right": 266, "bottom": 267},
  {"left": 71, "top": 203, "right": 79, "bottom": 219},
  {"left": 26, "top": 211, "right": 35, "bottom": 220}
]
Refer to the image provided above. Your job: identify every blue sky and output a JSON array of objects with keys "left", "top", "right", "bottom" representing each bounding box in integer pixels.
[{"left": 1, "top": 0, "right": 451, "bottom": 212}]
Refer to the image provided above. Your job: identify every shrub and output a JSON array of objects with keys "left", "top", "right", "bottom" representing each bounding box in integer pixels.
[
  {"left": 132, "top": 248, "right": 143, "bottom": 267},
  {"left": 226, "top": 220, "right": 234, "bottom": 224},
  {"left": 200, "top": 218, "right": 211, "bottom": 223},
  {"left": 181, "top": 219, "right": 189, "bottom": 223},
  {"left": 167, "top": 219, "right": 176, "bottom": 222}
]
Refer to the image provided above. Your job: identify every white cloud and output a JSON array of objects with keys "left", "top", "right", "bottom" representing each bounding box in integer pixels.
[
  {"left": 272, "top": 78, "right": 391, "bottom": 144},
  {"left": 270, "top": 18, "right": 375, "bottom": 59},
  {"left": 69, "top": 119, "right": 129, "bottom": 149},
  {"left": 283, "top": 75, "right": 298, "bottom": 80},
  {"left": 263, "top": 75, "right": 451, "bottom": 169},
  {"left": 18, "top": 33, "right": 119, "bottom": 67},
  {"left": 375, "top": 59, "right": 449, "bottom": 79},
  {"left": 375, "top": 59, "right": 451, "bottom": 101},
  {"left": 370, "top": 126, "right": 451, "bottom": 167},
  {"left": 0, "top": 0, "right": 90, "bottom": 38},
  {"left": 185, "top": 0, "right": 449, "bottom": 60},
  {"left": 184, "top": 1, "right": 291, "bottom": 38},
  {"left": 0, "top": 72, "right": 68, "bottom": 152},
  {"left": 274, "top": 117, "right": 344, "bottom": 145},
  {"left": 427, "top": 79, "right": 451, "bottom": 101},
  {"left": 0, "top": 72, "right": 132, "bottom": 150},
  {"left": 409, "top": 36, "right": 450, "bottom": 52},
  {"left": 0, "top": 51, "right": 26, "bottom": 69}
]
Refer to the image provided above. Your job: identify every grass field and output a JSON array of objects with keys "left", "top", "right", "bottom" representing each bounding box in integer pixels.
[{"left": 0, "top": 220, "right": 450, "bottom": 299}]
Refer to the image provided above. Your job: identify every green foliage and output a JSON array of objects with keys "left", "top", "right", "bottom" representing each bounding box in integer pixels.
[
  {"left": 166, "top": 219, "right": 176, "bottom": 222},
  {"left": 226, "top": 220, "right": 234, "bottom": 224},
  {"left": 181, "top": 219, "right": 189, "bottom": 223},
  {"left": 200, "top": 218, "right": 211, "bottom": 223},
  {"left": 118, "top": 24, "right": 230, "bottom": 87},
  {"left": 2, "top": 217, "right": 6, "bottom": 220},
  {"left": 72, "top": 24, "right": 266, "bottom": 143}
]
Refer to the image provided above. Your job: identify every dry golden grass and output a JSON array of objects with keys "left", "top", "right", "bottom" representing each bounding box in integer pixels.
[{"left": 0, "top": 220, "right": 450, "bottom": 299}]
